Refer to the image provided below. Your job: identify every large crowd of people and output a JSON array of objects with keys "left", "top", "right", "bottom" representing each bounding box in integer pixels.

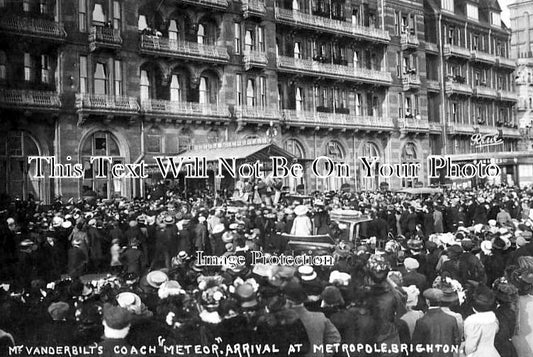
[{"left": 1, "top": 183, "right": 533, "bottom": 357}]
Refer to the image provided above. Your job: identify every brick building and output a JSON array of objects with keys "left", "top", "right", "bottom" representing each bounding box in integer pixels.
[{"left": 0, "top": 0, "right": 516, "bottom": 202}]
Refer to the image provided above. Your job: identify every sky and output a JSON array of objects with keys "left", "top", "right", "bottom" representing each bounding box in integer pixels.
[{"left": 500, "top": 0, "right": 511, "bottom": 26}]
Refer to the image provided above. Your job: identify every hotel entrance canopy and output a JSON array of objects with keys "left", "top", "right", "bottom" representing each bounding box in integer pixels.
[{"left": 174, "top": 138, "right": 297, "bottom": 163}]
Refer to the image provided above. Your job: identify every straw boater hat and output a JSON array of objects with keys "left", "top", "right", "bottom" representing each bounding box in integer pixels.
[
  {"left": 146, "top": 270, "right": 168, "bottom": 289},
  {"left": 294, "top": 205, "right": 309, "bottom": 216},
  {"left": 298, "top": 265, "right": 317, "bottom": 281}
]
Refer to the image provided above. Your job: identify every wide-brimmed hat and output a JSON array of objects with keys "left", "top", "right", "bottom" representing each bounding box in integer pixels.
[
  {"left": 294, "top": 205, "right": 309, "bottom": 216},
  {"left": 158, "top": 280, "right": 183, "bottom": 299},
  {"left": 403, "top": 285, "right": 420, "bottom": 307},
  {"left": 407, "top": 239, "right": 423, "bottom": 251},
  {"left": 48, "top": 302, "right": 70, "bottom": 321},
  {"left": 321, "top": 286, "right": 344, "bottom": 306},
  {"left": 440, "top": 286, "right": 459, "bottom": 303},
  {"left": 146, "top": 270, "right": 168, "bottom": 288},
  {"left": 235, "top": 283, "right": 258, "bottom": 308},
  {"left": 116, "top": 292, "right": 142, "bottom": 315},
  {"left": 328, "top": 270, "right": 351, "bottom": 286},
  {"left": 212, "top": 224, "right": 225, "bottom": 235},
  {"left": 164, "top": 216, "right": 175, "bottom": 225},
  {"left": 480, "top": 240, "right": 492, "bottom": 255},
  {"left": 221, "top": 232, "right": 234, "bottom": 243},
  {"left": 298, "top": 266, "right": 317, "bottom": 281},
  {"left": 492, "top": 277, "right": 518, "bottom": 303},
  {"left": 404, "top": 257, "right": 419, "bottom": 270}
]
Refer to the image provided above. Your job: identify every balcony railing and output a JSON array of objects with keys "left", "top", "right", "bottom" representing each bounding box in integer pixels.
[
  {"left": 400, "top": 33, "right": 419, "bottom": 49},
  {"left": 501, "top": 127, "right": 521, "bottom": 138},
  {"left": 496, "top": 57, "right": 516, "bottom": 70},
  {"left": 180, "top": 0, "right": 229, "bottom": 9},
  {"left": 429, "top": 122, "right": 442, "bottom": 133},
  {"left": 141, "top": 99, "right": 230, "bottom": 120},
  {"left": 471, "top": 50, "right": 496, "bottom": 65},
  {"left": 242, "top": 0, "right": 266, "bottom": 17},
  {"left": 402, "top": 73, "right": 421, "bottom": 90},
  {"left": 0, "top": 15, "right": 67, "bottom": 40},
  {"left": 425, "top": 42, "right": 439, "bottom": 53},
  {"left": 427, "top": 80, "right": 440, "bottom": 92},
  {"left": 274, "top": 8, "right": 390, "bottom": 43},
  {"left": 0, "top": 89, "right": 61, "bottom": 109},
  {"left": 89, "top": 26, "right": 122, "bottom": 51},
  {"left": 448, "top": 122, "right": 476, "bottom": 135},
  {"left": 445, "top": 80, "right": 473, "bottom": 96},
  {"left": 243, "top": 50, "right": 268, "bottom": 70},
  {"left": 497, "top": 90, "right": 518, "bottom": 102},
  {"left": 76, "top": 94, "right": 140, "bottom": 113},
  {"left": 473, "top": 86, "right": 498, "bottom": 99},
  {"left": 281, "top": 109, "right": 394, "bottom": 130},
  {"left": 140, "top": 35, "right": 229, "bottom": 63},
  {"left": 401, "top": 117, "right": 429, "bottom": 131},
  {"left": 443, "top": 44, "right": 471, "bottom": 59},
  {"left": 235, "top": 106, "right": 281, "bottom": 121},
  {"left": 277, "top": 56, "right": 392, "bottom": 85}
]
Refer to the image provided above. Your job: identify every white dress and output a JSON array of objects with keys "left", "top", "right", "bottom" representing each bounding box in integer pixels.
[
  {"left": 512, "top": 295, "right": 533, "bottom": 357},
  {"left": 464, "top": 311, "right": 500, "bottom": 357}
]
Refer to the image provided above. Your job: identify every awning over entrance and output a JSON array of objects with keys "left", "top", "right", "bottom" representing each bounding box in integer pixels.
[
  {"left": 446, "top": 151, "right": 533, "bottom": 165},
  {"left": 175, "top": 139, "right": 297, "bottom": 163}
]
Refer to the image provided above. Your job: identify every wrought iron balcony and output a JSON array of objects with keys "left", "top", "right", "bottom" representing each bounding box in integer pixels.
[
  {"left": 497, "top": 90, "right": 518, "bottom": 102},
  {"left": 180, "top": 0, "right": 229, "bottom": 10},
  {"left": 400, "top": 33, "right": 419, "bottom": 49},
  {"left": 402, "top": 73, "right": 421, "bottom": 91},
  {"left": 281, "top": 109, "right": 394, "bottom": 131},
  {"left": 429, "top": 122, "right": 442, "bottom": 133},
  {"left": 425, "top": 42, "right": 439, "bottom": 54},
  {"left": 445, "top": 80, "right": 473, "bottom": 96},
  {"left": 89, "top": 26, "right": 122, "bottom": 51},
  {"left": 274, "top": 8, "right": 390, "bottom": 43},
  {"left": 473, "top": 86, "right": 498, "bottom": 99},
  {"left": 242, "top": 0, "right": 266, "bottom": 17},
  {"left": 0, "top": 89, "right": 61, "bottom": 110},
  {"left": 400, "top": 117, "right": 429, "bottom": 132},
  {"left": 447, "top": 122, "right": 476, "bottom": 135},
  {"left": 76, "top": 94, "right": 139, "bottom": 114},
  {"left": 471, "top": 50, "right": 496, "bottom": 65},
  {"left": 0, "top": 15, "right": 67, "bottom": 41},
  {"left": 141, "top": 99, "right": 230, "bottom": 121},
  {"left": 243, "top": 50, "right": 268, "bottom": 70},
  {"left": 443, "top": 44, "right": 471, "bottom": 59},
  {"left": 500, "top": 126, "right": 521, "bottom": 138},
  {"left": 140, "top": 35, "right": 229, "bottom": 64},
  {"left": 496, "top": 57, "right": 516, "bottom": 70},
  {"left": 277, "top": 56, "right": 392, "bottom": 85},
  {"left": 235, "top": 106, "right": 281, "bottom": 123},
  {"left": 427, "top": 80, "right": 440, "bottom": 92}
]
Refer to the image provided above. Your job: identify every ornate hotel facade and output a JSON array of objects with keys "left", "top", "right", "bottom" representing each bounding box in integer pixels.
[{"left": 0, "top": 0, "right": 519, "bottom": 202}]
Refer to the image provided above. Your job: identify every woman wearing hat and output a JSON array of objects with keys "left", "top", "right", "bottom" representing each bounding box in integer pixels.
[
  {"left": 290, "top": 206, "right": 312, "bottom": 236},
  {"left": 512, "top": 265, "right": 533, "bottom": 357},
  {"left": 463, "top": 285, "right": 500, "bottom": 357},
  {"left": 492, "top": 278, "right": 518, "bottom": 357}
]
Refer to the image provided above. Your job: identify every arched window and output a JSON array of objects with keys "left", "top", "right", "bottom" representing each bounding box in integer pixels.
[
  {"left": 140, "top": 69, "right": 150, "bottom": 100},
  {"left": 197, "top": 24, "right": 205, "bottom": 44},
  {"left": 361, "top": 142, "right": 380, "bottom": 191},
  {"left": 94, "top": 63, "right": 108, "bottom": 95},
  {"left": 401, "top": 142, "right": 418, "bottom": 188},
  {"left": 168, "top": 19, "right": 178, "bottom": 41},
  {"left": 245, "top": 30, "right": 254, "bottom": 52},
  {"left": 81, "top": 131, "right": 124, "bottom": 198},
  {"left": 138, "top": 15, "right": 148, "bottom": 31},
  {"left": 0, "top": 51, "right": 6, "bottom": 80},
  {"left": 323, "top": 141, "right": 346, "bottom": 191},
  {"left": 199, "top": 76, "right": 208, "bottom": 104},
  {"left": 170, "top": 74, "right": 181, "bottom": 102},
  {"left": 0, "top": 131, "right": 41, "bottom": 200},
  {"left": 92, "top": 3, "right": 106, "bottom": 25},
  {"left": 284, "top": 139, "right": 305, "bottom": 192},
  {"left": 246, "top": 79, "right": 255, "bottom": 106}
]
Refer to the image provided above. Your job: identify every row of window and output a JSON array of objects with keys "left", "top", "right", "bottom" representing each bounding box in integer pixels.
[
  {"left": 446, "top": 62, "right": 512, "bottom": 90},
  {"left": 0, "top": 51, "right": 53, "bottom": 85},
  {"left": 448, "top": 101, "right": 513, "bottom": 125},
  {"left": 445, "top": 24, "right": 509, "bottom": 57},
  {"left": 441, "top": 0, "right": 501, "bottom": 27}
]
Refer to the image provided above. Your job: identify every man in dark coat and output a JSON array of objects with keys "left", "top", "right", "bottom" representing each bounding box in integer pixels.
[
  {"left": 120, "top": 239, "right": 145, "bottom": 277},
  {"left": 411, "top": 289, "right": 460, "bottom": 357},
  {"left": 67, "top": 237, "right": 88, "bottom": 279}
]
